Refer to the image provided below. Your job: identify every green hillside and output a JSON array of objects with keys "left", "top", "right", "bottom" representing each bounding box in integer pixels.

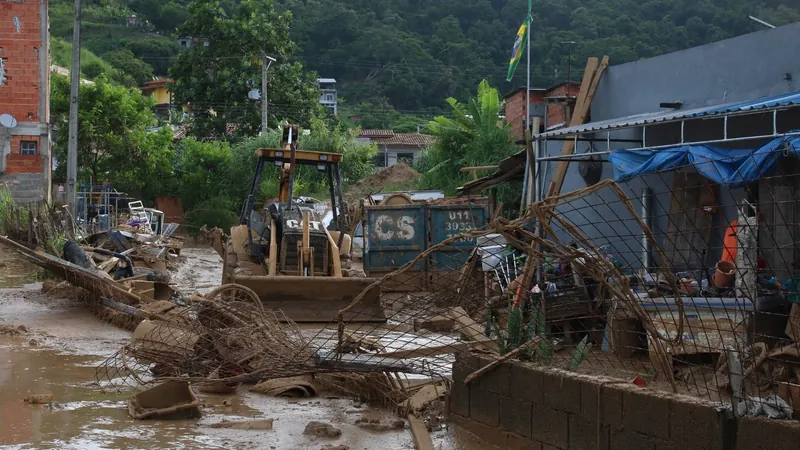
[{"left": 49, "top": 0, "right": 800, "bottom": 121}]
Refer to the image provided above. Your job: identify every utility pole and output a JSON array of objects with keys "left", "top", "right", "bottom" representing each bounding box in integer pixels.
[
  {"left": 66, "top": 0, "right": 82, "bottom": 215},
  {"left": 261, "top": 54, "right": 276, "bottom": 135},
  {"left": 562, "top": 41, "right": 576, "bottom": 83}
]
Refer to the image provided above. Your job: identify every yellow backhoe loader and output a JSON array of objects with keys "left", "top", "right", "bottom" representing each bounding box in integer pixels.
[{"left": 214, "top": 124, "right": 385, "bottom": 323}]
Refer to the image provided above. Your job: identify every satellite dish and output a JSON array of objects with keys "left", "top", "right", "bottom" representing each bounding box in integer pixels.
[{"left": 0, "top": 114, "right": 17, "bottom": 128}]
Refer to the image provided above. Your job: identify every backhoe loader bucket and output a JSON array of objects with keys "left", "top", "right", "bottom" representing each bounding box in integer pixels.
[{"left": 231, "top": 275, "right": 385, "bottom": 323}]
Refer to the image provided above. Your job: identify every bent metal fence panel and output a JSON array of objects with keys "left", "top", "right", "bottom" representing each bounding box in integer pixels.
[{"left": 319, "top": 146, "right": 800, "bottom": 417}]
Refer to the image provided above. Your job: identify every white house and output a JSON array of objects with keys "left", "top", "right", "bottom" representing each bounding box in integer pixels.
[{"left": 355, "top": 129, "right": 434, "bottom": 169}]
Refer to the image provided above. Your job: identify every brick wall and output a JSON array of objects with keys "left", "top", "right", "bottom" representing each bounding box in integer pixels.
[
  {"left": 545, "top": 83, "right": 581, "bottom": 129},
  {"left": 0, "top": 0, "right": 45, "bottom": 122},
  {"left": 449, "top": 352, "right": 800, "bottom": 450},
  {"left": 506, "top": 89, "right": 545, "bottom": 138},
  {"left": 0, "top": 0, "right": 51, "bottom": 204}
]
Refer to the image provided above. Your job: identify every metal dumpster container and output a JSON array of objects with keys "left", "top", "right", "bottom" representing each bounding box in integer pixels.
[
  {"left": 427, "top": 202, "right": 488, "bottom": 291},
  {"left": 364, "top": 204, "right": 427, "bottom": 291}
]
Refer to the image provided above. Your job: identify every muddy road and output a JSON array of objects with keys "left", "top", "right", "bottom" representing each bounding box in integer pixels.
[{"left": 0, "top": 246, "right": 484, "bottom": 449}]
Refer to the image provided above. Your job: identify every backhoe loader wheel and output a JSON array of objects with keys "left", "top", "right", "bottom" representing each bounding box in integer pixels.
[{"left": 221, "top": 240, "right": 237, "bottom": 284}]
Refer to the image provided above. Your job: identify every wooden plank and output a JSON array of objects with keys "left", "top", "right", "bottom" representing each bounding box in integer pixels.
[
  {"left": 524, "top": 117, "right": 540, "bottom": 206},
  {"left": 464, "top": 337, "right": 542, "bottom": 385},
  {"left": 447, "top": 306, "right": 499, "bottom": 352},
  {"left": 545, "top": 56, "right": 608, "bottom": 200},
  {"left": 399, "top": 383, "right": 445, "bottom": 412},
  {"left": 408, "top": 414, "right": 435, "bottom": 450}
]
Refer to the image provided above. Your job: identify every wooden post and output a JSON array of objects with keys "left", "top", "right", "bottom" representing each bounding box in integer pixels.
[
  {"left": 545, "top": 56, "right": 610, "bottom": 200},
  {"left": 524, "top": 117, "right": 541, "bottom": 208}
]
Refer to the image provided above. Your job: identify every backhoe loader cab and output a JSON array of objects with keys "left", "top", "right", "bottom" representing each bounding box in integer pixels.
[{"left": 220, "top": 124, "right": 385, "bottom": 323}]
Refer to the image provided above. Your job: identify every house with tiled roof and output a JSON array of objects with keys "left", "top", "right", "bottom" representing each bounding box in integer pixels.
[{"left": 355, "top": 129, "right": 434, "bottom": 169}]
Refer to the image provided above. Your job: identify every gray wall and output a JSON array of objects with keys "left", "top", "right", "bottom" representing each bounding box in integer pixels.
[{"left": 539, "top": 22, "right": 800, "bottom": 269}]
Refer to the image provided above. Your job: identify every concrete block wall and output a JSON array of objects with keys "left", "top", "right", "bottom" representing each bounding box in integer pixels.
[
  {"left": 449, "top": 352, "right": 800, "bottom": 450},
  {"left": 1, "top": 172, "right": 47, "bottom": 203}
]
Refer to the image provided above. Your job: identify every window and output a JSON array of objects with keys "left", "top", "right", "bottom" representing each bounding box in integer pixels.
[
  {"left": 373, "top": 154, "right": 386, "bottom": 168},
  {"left": 20, "top": 140, "right": 37, "bottom": 156},
  {"left": 324, "top": 93, "right": 334, "bottom": 102},
  {"left": 397, "top": 152, "right": 414, "bottom": 164}
]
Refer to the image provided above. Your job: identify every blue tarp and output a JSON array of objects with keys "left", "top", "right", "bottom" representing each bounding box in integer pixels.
[{"left": 609, "top": 134, "right": 800, "bottom": 188}]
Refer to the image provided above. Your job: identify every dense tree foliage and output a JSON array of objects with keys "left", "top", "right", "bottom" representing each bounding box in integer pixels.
[
  {"left": 276, "top": 0, "right": 799, "bottom": 114},
  {"left": 174, "top": 119, "right": 378, "bottom": 230},
  {"left": 49, "top": 0, "right": 799, "bottom": 128},
  {"left": 168, "top": 0, "right": 321, "bottom": 139},
  {"left": 50, "top": 74, "right": 175, "bottom": 199},
  {"left": 417, "top": 80, "right": 520, "bottom": 214}
]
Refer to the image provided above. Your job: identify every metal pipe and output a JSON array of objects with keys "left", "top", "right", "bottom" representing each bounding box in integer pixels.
[
  {"left": 334, "top": 164, "right": 346, "bottom": 248},
  {"left": 534, "top": 137, "right": 541, "bottom": 203},
  {"left": 241, "top": 157, "right": 265, "bottom": 224},
  {"left": 724, "top": 115, "right": 728, "bottom": 139},
  {"left": 641, "top": 188, "right": 651, "bottom": 270},
  {"left": 680, "top": 121, "right": 685, "bottom": 144},
  {"left": 520, "top": 152, "right": 530, "bottom": 208},
  {"left": 327, "top": 165, "right": 339, "bottom": 230},
  {"left": 285, "top": 128, "right": 297, "bottom": 211},
  {"left": 539, "top": 105, "right": 799, "bottom": 141},
  {"left": 642, "top": 125, "right": 647, "bottom": 147},
  {"left": 773, "top": 109, "right": 778, "bottom": 135},
  {"left": 536, "top": 130, "right": 800, "bottom": 162},
  {"left": 535, "top": 137, "right": 643, "bottom": 143}
]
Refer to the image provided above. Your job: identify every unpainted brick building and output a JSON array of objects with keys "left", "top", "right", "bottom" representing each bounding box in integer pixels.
[
  {"left": 0, "top": 0, "right": 52, "bottom": 203},
  {"left": 504, "top": 82, "right": 582, "bottom": 139}
]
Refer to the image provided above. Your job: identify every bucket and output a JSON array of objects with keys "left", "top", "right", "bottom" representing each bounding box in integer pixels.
[{"left": 712, "top": 260, "right": 735, "bottom": 288}]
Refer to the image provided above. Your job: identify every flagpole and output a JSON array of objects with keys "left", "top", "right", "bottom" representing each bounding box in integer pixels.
[{"left": 525, "top": 11, "right": 531, "bottom": 136}]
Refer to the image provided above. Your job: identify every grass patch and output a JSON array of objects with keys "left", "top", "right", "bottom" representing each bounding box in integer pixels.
[{"left": 50, "top": 37, "right": 116, "bottom": 75}]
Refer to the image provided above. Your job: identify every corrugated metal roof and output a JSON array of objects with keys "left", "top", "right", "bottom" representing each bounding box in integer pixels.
[{"left": 539, "top": 90, "right": 800, "bottom": 138}]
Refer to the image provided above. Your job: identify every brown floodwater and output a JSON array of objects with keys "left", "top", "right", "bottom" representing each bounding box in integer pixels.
[
  {"left": 0, "top": 247, "right": 486, "bottom": 450},
  {"left": 0, "top": 245, "right": 44, "bottom": 288}
]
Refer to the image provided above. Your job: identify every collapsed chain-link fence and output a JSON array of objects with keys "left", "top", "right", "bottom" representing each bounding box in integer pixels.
[{"left": 310, "top": 144, "right": 800, "bottom": 418}]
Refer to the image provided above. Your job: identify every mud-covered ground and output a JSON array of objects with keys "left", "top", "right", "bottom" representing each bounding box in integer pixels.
[{"left": 0, "top": 245, "right": 485, "bottom": 450}]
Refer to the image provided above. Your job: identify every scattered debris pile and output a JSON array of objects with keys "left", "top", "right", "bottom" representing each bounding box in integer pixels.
[
  {"left": 96, "top": 284, "right": 319, "bottom": 388},
  {"left": 344, "top": 163, "right": 420, "bottom": 203},
  {"left": 0, "top": 235, "right": 178, "bottom": 331},
  {"left": 95, "top": 283, "right": 441, "bottom": 414}
]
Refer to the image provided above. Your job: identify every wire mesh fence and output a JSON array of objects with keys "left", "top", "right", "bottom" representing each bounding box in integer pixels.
[{"left": 310, "top": 145, "right": 800, "bottom": 418}]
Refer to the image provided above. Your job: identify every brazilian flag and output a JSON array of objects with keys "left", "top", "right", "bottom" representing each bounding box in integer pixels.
[{"left": 507, "top": 14, "right": 532, "bottom": 82}]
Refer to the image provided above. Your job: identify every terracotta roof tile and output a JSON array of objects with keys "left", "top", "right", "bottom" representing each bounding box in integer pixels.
[
  {"left": 372, "top": 132, "right": 434, "bottom": 147},
  {"left": 358, "top": 129, "right": 395, "bottom": 138}
]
